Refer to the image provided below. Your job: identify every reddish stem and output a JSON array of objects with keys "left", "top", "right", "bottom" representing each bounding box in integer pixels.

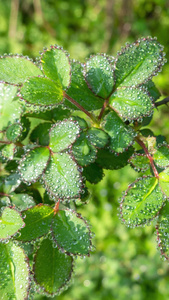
[
  {"left": 54, "top": 199, "right": 60, "bottom": 215},
  {"left": 98, "top": 98, "right": 109, "bottom": 120},
  {"left": 63, "top": 92, "right": 95, "bottom": 121},
  {"left": 135, "top": 137, "right": 159, "bottom": 179}
]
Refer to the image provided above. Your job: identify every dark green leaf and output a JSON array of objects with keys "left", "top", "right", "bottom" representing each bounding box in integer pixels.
[
  {"left": 65, "top": 61, "right": 103, "bottom": 111},
  {"left": 43, "top": 153, "right": 82, "bottom": 199},
  {"left": 85, "top": 55, "right": 114, "bottom": 98},
  {"left": 120, "top": 176, "right": 165, "bottom": 227},
  {"left": 0, "top": 207, "right": 24, "bottom": 240},
  {"left": 72, "top": 132, "right": 97, "bottom": 166},
  {"left": 82, "top": 162, "right": 104, "bottom": 184},
  {"left": 49, "top": 120, "right": 80, "bottom": 152},
  {"left": 17, "top": 205, "right": 54, "bottom": 242},
  {"left": 0, "top": 242, "right": 30, "bottom": 299},
  {"left": 0, "top": 55, "right": 42, "bottom": 84},
  {"left": 41, "top": 47, "right": 71, "bottom": 89},
  {"left": 153, "top": 145, "right": 169, "bottom": 168},
  {"left": 30, "top": 122, "right": 52, "bottom": 146},
  {"left": 109, "top": 87, "right": 153, "bottom": 121},
  {"left": 87, "top": 127, "right": 109, "bottom": 148},
  {"left": 96, "top": 147, "right": 134, "bottom": 170},
  {"left": 34, "top": 238, "right": 73, "bottom": 295},
  {"left": 102, "top": 111, "right": 136, "bottom": 152},
  {"left": 6, "top": 123, "right": 22, "bottom": 142},
  {"left": 0, "top": 173, "right": 21, "bottom": 194},
  {"left": 20, "top": 77, "right": 63, "bottom": 106},
  {"left": 19, "top": 147, "right": 50, "bottom": 183},
  {"left": 52, "top": 209, "right": 91, "bottom": 255}
]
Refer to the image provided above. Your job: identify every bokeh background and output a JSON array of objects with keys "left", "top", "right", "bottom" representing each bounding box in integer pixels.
[{"left": 0, "top": 1, "right": 169, "bottom": 299}]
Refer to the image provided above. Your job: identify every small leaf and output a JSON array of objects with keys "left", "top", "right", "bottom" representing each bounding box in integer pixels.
[
  {"left": 18, "top": 117, "right": 31, "bottom": 141},
  {"left": 109, "top": 87, "right": 153, "bottom": 121},
  {"left": 156, "top": 201, "right": 169, "bottom": 260},
  {"left": 87, "top": 127, "right": 109, "bottom": 148},
  {"left": 96, "top": 147, "right": 134, "bottom": 170},
  {"left": 128, "top": 153, "right": 150, "bottom": 172},
  {"left": 0, "top": 55, "right": 42, "bottom": 84},
  {"left": 20, "top": 77, "right": 63, "bottom": 106},
  {"left": 82, "top": 162, "right": 104, "bottom": 184},
  {"left": 120, "top": 176, "right": 165, "bottom": 227},
  {"left": 19, "top": 146, "right": 50, "bottom": 183},
  {"left": 41, "top": 47, "right": 71, "bottom": 89},
  {"left": 114, "top": 37, "right": 166, "bottom": 88},
  {"left": 159, "top": 167, "right": 169, "bottom": 197},
  {"left": 0, "top": 173, "right": 21, "bottom": 194},
  {"left": 6, "top": 123, "right": 22, "bottom": 142},
  {"left": 51, "top": 209, "right": 91, "bottom": 255},
  {"left": 0, "top": 83, "right": 23, "bottom": 131},
  {"left": 1, "top": 143, "right": 16, "bottom": 160},
  {"left": 153, "top": 145, "right": 169, "bottom": 168},
  {"left": 43, "top": 153, "right": 82, "bottom": 199},
  {"left": 0, "top": 241, "right": 30, "bottom": 299},
  {"left": 102, "top": 111, "right": 136, "bottom": 153},
  {"left": 143, "top": 80, "right": 161, "bottom": 101},
  {"left": 30, "top": 122, "right": 52, "bottom": 146},
  {"left": 34, "top": 238, "right": 73, "bottom": 295},
  {"left": 10, "top": 193, "right": 35, "bottom": 211},
  {"left": 49, "top": 120, "right": 80, "bottom": 152},
  {"left": 84, "top": 55, "right": 115, "bottom": 98},
  {"left": 72, "top": 132, "right": 97, "bottom": 166},
  {"left": 17, "top": 205, "right": 54, "bottom": 242},
  {"left": 0, "top": 207, "right": 24, "bottom": 240},
  {"left": 65, "top": 61, "right": 103, "bottom": 111}
]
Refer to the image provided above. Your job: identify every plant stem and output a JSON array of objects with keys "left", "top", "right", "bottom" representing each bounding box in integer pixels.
[
  {"left": 54, "top": 199, "right": 60, "bottom": 215},
  {"left": 155, "top": 96, "right": 169, "bottom": 107},
  {"left": 98, "top": 98, "right": 109, "bottom": 120},
  {"left": 63, "top": 92, "right": 96, "bottom": 122},
  {"left": 135, "top": 137, "right": 159, "bottom": 179}
]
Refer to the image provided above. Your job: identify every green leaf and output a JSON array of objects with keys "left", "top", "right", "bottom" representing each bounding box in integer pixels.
[
  {"left": 0, "top": 83, "right": 23, "bottom": 130},
  {"left": 109, "top": 87, "right": 153, "bottom": 121},
  {"left": 114, "top": 37, "right": 166, "bottom": 88},
  {"left": 0, "top": 207, "right": 24, "bottom": 240},
  {"left": 159, "top": 167, "right": 169, "bottom": 197},
  {"left": 43, "top": 153, "right": 82, "bottom": 199},
  {"left": 10, "top": 193, "right": 35, "bottom": 211},
  {"left": 72, "top": 132, "right": 97, "bottom": 166},
  {"left": 51, "top": 209, "right": 91, "bottom": 255},
  {"left": 0, "top": 242, "right": 30, "bottom": 300},
  {"left": 102, "top": 111, "right": 136, "bottom": 153},
  {"left": 87, "top": 127, "right": 109, "bottom": 148},
  {"left": 41, "top": 47, "right": 71, "bottom": 89},
  {"left": 143, "top": 80, "right": 161, "bottom": 102},
  {"left": 20, "top": 77, "right": 63, "bottom": 106},
  {"left": 156, "top": 201, "right": 169, "bottom": 260},
  {"left": 49, "top": 120, "right": 80, "bottom": 152},
  {"left": 0, "top": 55, "right": 42, "bottom": 84},
  {"left": 34, "top": 238, "right": 73, "bottom": 295},
  {"left": 120, "top": 176, "right": 165, "bottom": 227},
  {"left": 1, "top": 143, "right": 16, "bottom": 160},
  {"left": 65, "top": 61, "right": 103, "bottom": 111},
  {"left": 96, "top": 147, "right": 134, "bottom": 170},
  {"left": 153, "top": 145, "right": 169, "bottom": 168},
  {"left": 82, "top": 162, "right": 104, "bottom": 184},
  {"left": 6, "top": 123, "right": 22, "bottom": 142},
  {"left": 19, "top": 147, "right": 50, "bottom": 183},
  {"left": 30, "top": 122, "right": 52, "bottom": 146},
  {"left": 84, "top": 55, "right": 114, "bottom": 98},
  {"left": 25, "top": 105, "right": 71, "bottom": 122},
  {"left": 0, "top": 173, "right": 21, "bottom": 194},
  {"left": 128, "top": 153, "right": 150, "bottom": 172},
  {"left": 18, "top": 117, "right": 31, "bottom": 141},
  {"left": 17, "top": 205, "right": 54, "bottom": 242}
]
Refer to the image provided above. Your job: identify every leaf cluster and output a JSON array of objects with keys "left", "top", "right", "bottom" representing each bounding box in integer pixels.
[{"left": 0, "top": 37, "right": 169, "bottom": 299}]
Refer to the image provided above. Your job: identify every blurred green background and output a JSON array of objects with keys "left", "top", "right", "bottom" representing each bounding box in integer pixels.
[{"left": 0, "top": 1, "right": 169, "bottom": 299}]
